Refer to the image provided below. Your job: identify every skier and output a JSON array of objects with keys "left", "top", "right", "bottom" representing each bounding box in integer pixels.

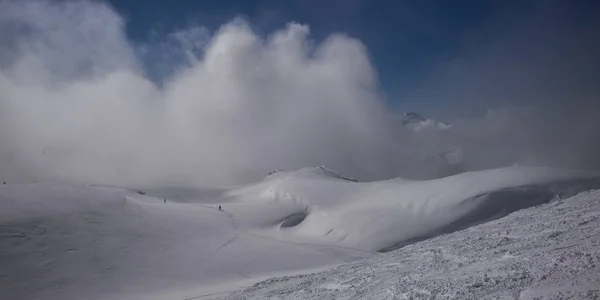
[
  {"left": 164, "top": 199, "right": 166, "bottom": 204},
  {"left": 218, "top": 205, "right": 222, "bottom": 211}
]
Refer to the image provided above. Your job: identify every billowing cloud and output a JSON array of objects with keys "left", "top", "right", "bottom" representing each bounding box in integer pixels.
[
  {"left": 0, "top": 0, "right": 399, "bottom": 187},
  {"left": 0, "top": 0, "right": 599, "bottom": 188}
]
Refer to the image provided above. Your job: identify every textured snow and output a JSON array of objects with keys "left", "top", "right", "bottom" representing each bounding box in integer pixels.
[
  {"left": 1, "top": 166, "right": 599, "bottom": 299},
  {"left": 218, "top": 189, "right": 600, "bottom": 300}
]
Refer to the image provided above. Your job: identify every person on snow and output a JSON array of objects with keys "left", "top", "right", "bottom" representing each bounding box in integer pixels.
[{"left": 218, "top": 205, "right": 222, "bottom": 211}]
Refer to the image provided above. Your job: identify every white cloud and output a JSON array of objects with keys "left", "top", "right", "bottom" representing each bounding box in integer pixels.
[
  {"left": 0, "top": 0, "right": 598, "bottom": 188},
  {"left": 0, "top": 0, "right": 399, "bottom": 187}
]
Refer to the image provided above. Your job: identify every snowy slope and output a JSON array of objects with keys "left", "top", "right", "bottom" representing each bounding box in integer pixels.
[
  {"left": 1, "top": 166, "right": 599, "bottom": 299},
  {"left": 227, "top": 166, "right": 599, "bottom": 252},
  {"left": 0, "top": 184, "right": 369, "bottom": 300},
  {"left": 218, "top": 189, "right": 600, "bottom": 300}
]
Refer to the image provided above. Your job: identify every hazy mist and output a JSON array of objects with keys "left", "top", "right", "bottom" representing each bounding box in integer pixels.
[{"left": 1, "top": 0, "right": 598, "bottom": 187}]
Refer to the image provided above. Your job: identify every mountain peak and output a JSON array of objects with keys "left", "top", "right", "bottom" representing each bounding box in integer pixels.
[{"left": 399, "top": 112, "right": 452, "bottom": 131}]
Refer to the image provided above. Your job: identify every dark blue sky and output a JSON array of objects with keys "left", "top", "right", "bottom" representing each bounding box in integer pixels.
[{"left": 106, "top": 0, "right": 600, "bottom": 119}]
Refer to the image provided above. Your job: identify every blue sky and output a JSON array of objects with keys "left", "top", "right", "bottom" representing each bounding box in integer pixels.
[{"left": 106, "top": 0, "right": 600, "bottom": 119}]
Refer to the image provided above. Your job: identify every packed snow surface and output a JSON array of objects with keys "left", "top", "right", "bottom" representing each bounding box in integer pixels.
[{"left": 1, "top": 166, "right": 599, "bottom": 299}]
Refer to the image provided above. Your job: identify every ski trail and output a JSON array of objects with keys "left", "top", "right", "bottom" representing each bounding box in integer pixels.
[
  {"left": 214, "top": 236, "right": 238, "bottom": 254},
  {"left": 190, "top": 201, "right": 378, "bottom": 257},
  {"left": 182, "top": 200, "right": 379, "bottom": 300}
]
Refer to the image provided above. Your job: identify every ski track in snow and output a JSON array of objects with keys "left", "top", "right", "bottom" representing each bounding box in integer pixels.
[
  {"left": 194, "top": 202, "right": 376, "bottom": 262},
  {"left": 215, "top": 189, "right": 600, "bottom": 300}
]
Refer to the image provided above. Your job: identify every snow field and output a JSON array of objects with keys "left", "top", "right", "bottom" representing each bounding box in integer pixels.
[{"left": 1, "top": 166, "right": 599, "bottom": 299}]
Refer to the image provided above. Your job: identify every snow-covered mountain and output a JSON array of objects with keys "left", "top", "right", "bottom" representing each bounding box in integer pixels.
[
  {"left": 399, "top": 112, "right": 452, "bottom": 131},
  {"left": 1, "top": 166, "right": 599, "bottom": 299}
]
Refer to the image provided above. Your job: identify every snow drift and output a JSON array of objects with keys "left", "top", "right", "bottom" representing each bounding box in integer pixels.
[{"left": 1, "top": 166, "right": 599, "bottom": 299}]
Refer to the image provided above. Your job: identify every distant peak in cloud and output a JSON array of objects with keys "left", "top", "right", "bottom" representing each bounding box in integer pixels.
[{"left": 398, "top": 112, "right": 452, "bottom": 131}]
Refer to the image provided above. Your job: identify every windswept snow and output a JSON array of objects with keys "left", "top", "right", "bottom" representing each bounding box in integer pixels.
[
  {"left": 1, "top": 166, "right": 599, "bottom": 299},
  {"left": 218, "top": 189, "right": 600, "bottom": 300},
  {"left": 229, "top": 166, "right": 599, "bottom": 252}
]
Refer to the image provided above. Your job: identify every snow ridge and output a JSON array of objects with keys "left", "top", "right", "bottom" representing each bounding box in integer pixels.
[{"left": 265, "top": 166, "right": 359, "bottom": 182}]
